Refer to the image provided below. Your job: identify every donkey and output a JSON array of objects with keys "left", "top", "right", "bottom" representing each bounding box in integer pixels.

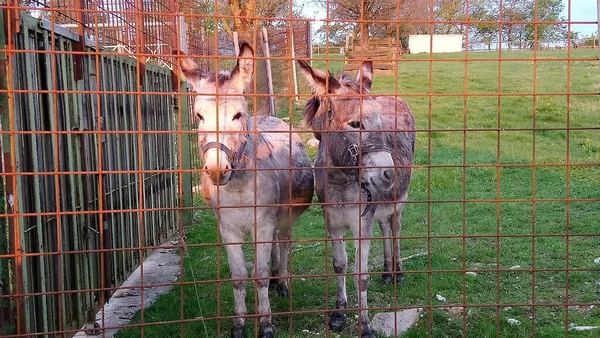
[
  {"left": 177, "top": 43, "right": 314, "bottom": 338},
  {"left": 298, "top": 60, "right": 415, "bottom": 337}
]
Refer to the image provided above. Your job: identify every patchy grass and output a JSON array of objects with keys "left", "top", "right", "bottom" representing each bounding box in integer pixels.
[{"left": 119, "top": 49, "right": 600, "bottom": 337}]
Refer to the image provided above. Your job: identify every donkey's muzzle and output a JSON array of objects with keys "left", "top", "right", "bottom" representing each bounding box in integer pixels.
[
  {"left": 201, "top": 140, "right": 247, "bottom": 186},
  {"left": 205, "top": 164, "right": 231, "bottom": 186},
  {"left": 362, "top": 151, "right": 395, "bottom": 191},
  {"left": 382, "top": 168, "right": 394, "bottom": 185}
]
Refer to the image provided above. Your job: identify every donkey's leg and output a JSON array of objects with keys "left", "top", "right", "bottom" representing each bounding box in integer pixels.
[
  {"left": 392, "top": 202, "right": 407, "bottom": 284},
  {"left": 329, "top": 225, "right": 348, "bottom": 332},
  {"left": 275, "top": 228, "right": 291, "bottom": 298},
  {"left": 352, "top": 217, "right": 375, "bottom": 338},
  {"left": 222, "top": 233, "right": 248, "bottom": 338},
  {"left": 254, "top": 225, "right": 276, "bottom": 338},
  {"left": 269, "top": 230, "right": 280, "bottom": 289},
  {"left": 378, "top": 216, "right": 394, "bottom": 285}
]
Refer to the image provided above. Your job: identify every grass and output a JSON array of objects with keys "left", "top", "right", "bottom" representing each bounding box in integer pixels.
[{"left": 119, "top": 49, "right": 600, "bottom": 337}]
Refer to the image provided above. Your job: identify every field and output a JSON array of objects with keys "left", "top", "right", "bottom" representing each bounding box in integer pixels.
[{"left": 118, "top": 49, "right": 600, "bottom": 337}]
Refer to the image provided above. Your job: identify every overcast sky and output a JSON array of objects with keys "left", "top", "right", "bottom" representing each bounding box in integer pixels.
[{"left": 300, "top": 0, "right": 599, "bottom": 37}]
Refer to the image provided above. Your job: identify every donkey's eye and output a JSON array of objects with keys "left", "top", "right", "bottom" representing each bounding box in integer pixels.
[
  {"left": 196, "top": 113, "right": 204, "bottom": 122},
  {"left": 348, "top": 121, "right": 364, "bottom": 129},
  {"left": 232, "top": 112, "right": 243, "bottom": 121}
]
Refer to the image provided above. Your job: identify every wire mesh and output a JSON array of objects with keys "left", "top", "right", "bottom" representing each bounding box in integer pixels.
[{"left": 0, "top": 0, "right": 599, "bottom": 337}]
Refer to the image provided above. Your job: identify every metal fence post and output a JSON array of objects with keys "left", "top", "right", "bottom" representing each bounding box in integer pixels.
[{"left": 0, "top": 8, "right": 15, "bottom": 335}]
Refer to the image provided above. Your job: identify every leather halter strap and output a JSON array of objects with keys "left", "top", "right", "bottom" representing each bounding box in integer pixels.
[
  {"left": 201, "top": 138, "right": 248, "bottom": 184},
  {"left": 322, "top": 99, "right": 390, "bottom": 217}
]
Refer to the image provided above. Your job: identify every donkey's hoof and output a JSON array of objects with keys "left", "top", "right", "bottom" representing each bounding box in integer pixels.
[
  {"left": 396, "top": 272, "right": 405, "bottom": 285},
  {"left": 231, "top": 324, "right": 246, "bottom": 338},
  {"left": 382, "top": 272, "right": 404, "bottom": 285},
  {"left": 276, "top": 284, "right": 289, "bottom": 298},
  {"left": 329, "top": 312, "right": 346, "bottom": 332},
  {"left": 259, "top": 323, "right": 274, "bottom": 338},
  {"left": 361, "top": 325, "right": 376, "bottom": 338},
  {"left": 382, "top": 273, "right": 393, "bottom": 285}
]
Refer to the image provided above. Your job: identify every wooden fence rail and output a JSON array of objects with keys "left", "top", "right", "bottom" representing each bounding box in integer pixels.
[{"left": 0, "top": 11, "right": 193, "bottom": 336}]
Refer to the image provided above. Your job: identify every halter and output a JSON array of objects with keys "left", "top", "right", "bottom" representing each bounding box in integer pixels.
[
  {"left": 322, "top": 99, "right": 390, "bottom": 217},
  {"left": 201, "top": 131, "right": 248, "bottom": 185}
]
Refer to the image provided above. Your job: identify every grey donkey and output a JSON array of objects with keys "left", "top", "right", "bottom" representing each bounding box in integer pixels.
[
  {"left": 177, "top": 42, "right": 314, "bottom": 338},
  {"left": 297, "top": 60, "right": 415, "bottom": 337}
]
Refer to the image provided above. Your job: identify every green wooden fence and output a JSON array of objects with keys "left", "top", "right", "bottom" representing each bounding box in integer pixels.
[{"left": 0, "top": 11, "right": 193, "bottom": 336}]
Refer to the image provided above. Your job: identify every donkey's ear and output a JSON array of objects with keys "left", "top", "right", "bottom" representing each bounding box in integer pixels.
[
  {"left": 297, "top": 60, "right": 341, "bottom": 94},
  {"left": 355, "top": 61, "right": 373, "bottom": 93},
  {"left": 230, "top": 41, "right": 254, "bottom": 92},
  {"left": 173, "top": 50, "right": 207, "bottom": 92},
  {"left": 303, "top": 97, "right": 320, "bottom": 127},
  {"left": 303, "top": 97, "right": 322, "bottom": 141}
]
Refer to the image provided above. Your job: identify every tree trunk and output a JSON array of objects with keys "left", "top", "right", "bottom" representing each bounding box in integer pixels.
[
  {"left": 236, "top": 30, "right": 254, "bottom": 46},
  {"left": 507, "top": 26, "right": 513, "bottom": 51},
  {"left": 352, "top": 26, "right": 360, "bottom": 48}
]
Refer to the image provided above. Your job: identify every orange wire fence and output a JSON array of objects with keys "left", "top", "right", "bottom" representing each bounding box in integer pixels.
[{"left": 0, "top": 0, "right": 599, "bottom": 337}]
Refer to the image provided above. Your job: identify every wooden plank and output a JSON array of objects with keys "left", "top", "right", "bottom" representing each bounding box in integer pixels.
[
  {"left": 56, "top": 35, "right": 83, "bottom": 330},
  {"left": 0, "top": 10, "right": 21, "bottom": 335},
  {"left": 344, "top": 64, "right": 396, "bottom": 74},
  {"left": 123, "top": 62, "right": 136, "bottom": 272},
  {"left": 344, "top": 61, "right": 396, "bottom": 69},
  {"left": 125, "top": 60, "right": 140, "bottom": 268},
  {"left": 22, "top": 25, "right": 49, "bottom": 334},
  {"left": 346, "top": 49, "right": 396, "bottom": 59},
  {"left": 367, "top": 38, "right": 394, "bottom": 48},
  {"left": 344, "top": 66, "right": 396, "bottom": 76},
  {"left": 110, "top": 57, "right": 128, "bottom": 281}
]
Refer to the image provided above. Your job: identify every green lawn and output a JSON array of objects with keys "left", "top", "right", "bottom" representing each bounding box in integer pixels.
[{"left": 119, "top": 49, "right": 600, "bottom": 338}]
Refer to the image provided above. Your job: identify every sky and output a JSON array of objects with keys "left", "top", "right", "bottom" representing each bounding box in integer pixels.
[
  {"left": 300, "top": 0, "right": 599, "bottom": 38},
  {"left": 561, "top": 0, "right": 598, "bottom": 37}
]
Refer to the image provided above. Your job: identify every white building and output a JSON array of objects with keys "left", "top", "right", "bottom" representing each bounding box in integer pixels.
[{"left": 408, "top": 34, "right": 463, "bottom": 54}]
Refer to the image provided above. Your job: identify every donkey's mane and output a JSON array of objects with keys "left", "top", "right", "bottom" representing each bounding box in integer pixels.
[
  {"left": 207, "top": 71, "right": 232, "bottom": 87},
  {"left": 338, "top": 73, "right": 369, "bottom": 94}
]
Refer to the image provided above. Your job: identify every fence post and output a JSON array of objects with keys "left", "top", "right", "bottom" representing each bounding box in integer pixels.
[
  {"left": 290, "top": 28, "right": 299, "bottom": 101},
  {"left": 261, "top": 28, "right": 276, "bottom": 117},
  {"left": 0, "top": 9, "right": 14, "bottom": 335},
  {"left": 179, "top": 15, "right": 188, "bottom": 54},
  {"left": 308, "top": 21, "right": 312, "bottom": 66},
  {"left": 178, "top": 87, "right": 193, "bottom": 226},
  {"left": 233, "top": 31, "right": 240, "bottom": 55},
  {"left": 345, "top": 33, "right": 350, "bottom": 52},
  {"left": 597, "top": 3, "right": 599, "bottom": 67}
]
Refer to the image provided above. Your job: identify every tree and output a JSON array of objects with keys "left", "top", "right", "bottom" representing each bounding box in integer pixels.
[
  {"left": 521, "top": 0, "right": 566, "bottom": 49},
  {"left": 217, "top": 0, "right": 303, "bottom": 42},
  {"left": 315, "top": 0, "right": 431, "bottom": 46},
  {"left": 497, "top": 0, "right": 566, "bottom": 50},
  {"left": 435, "top": 0, "right": 468, "bottom": 34},
  {"left": 464, "top": 0, "right": 498, "bottom": 50}
]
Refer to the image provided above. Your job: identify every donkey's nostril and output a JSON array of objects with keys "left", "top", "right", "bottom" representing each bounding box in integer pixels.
[
  {"left": 225, "top": 164, "right": 230, "bottom": 170},
  {"left": 383, "top": 169, "right": 393, "bottom": 182},
  {"left": 204, "top": 165, "right": 208, "bottom": 170}
]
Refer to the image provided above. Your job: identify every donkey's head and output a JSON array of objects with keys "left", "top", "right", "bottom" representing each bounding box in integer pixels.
[
  {"left": 298, "top": 60, "right": 394, "bottom": 191},
  {"left": 178, "top": 42, "right": 254, "bottom": 186}
]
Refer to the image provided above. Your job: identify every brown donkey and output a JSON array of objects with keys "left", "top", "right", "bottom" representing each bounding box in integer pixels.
[
  {"left": 298, "top": 60, "right": 415, "bottom": 337},
  {"left": 177, "top": 43, "right": 314, "bottom": 338}
]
